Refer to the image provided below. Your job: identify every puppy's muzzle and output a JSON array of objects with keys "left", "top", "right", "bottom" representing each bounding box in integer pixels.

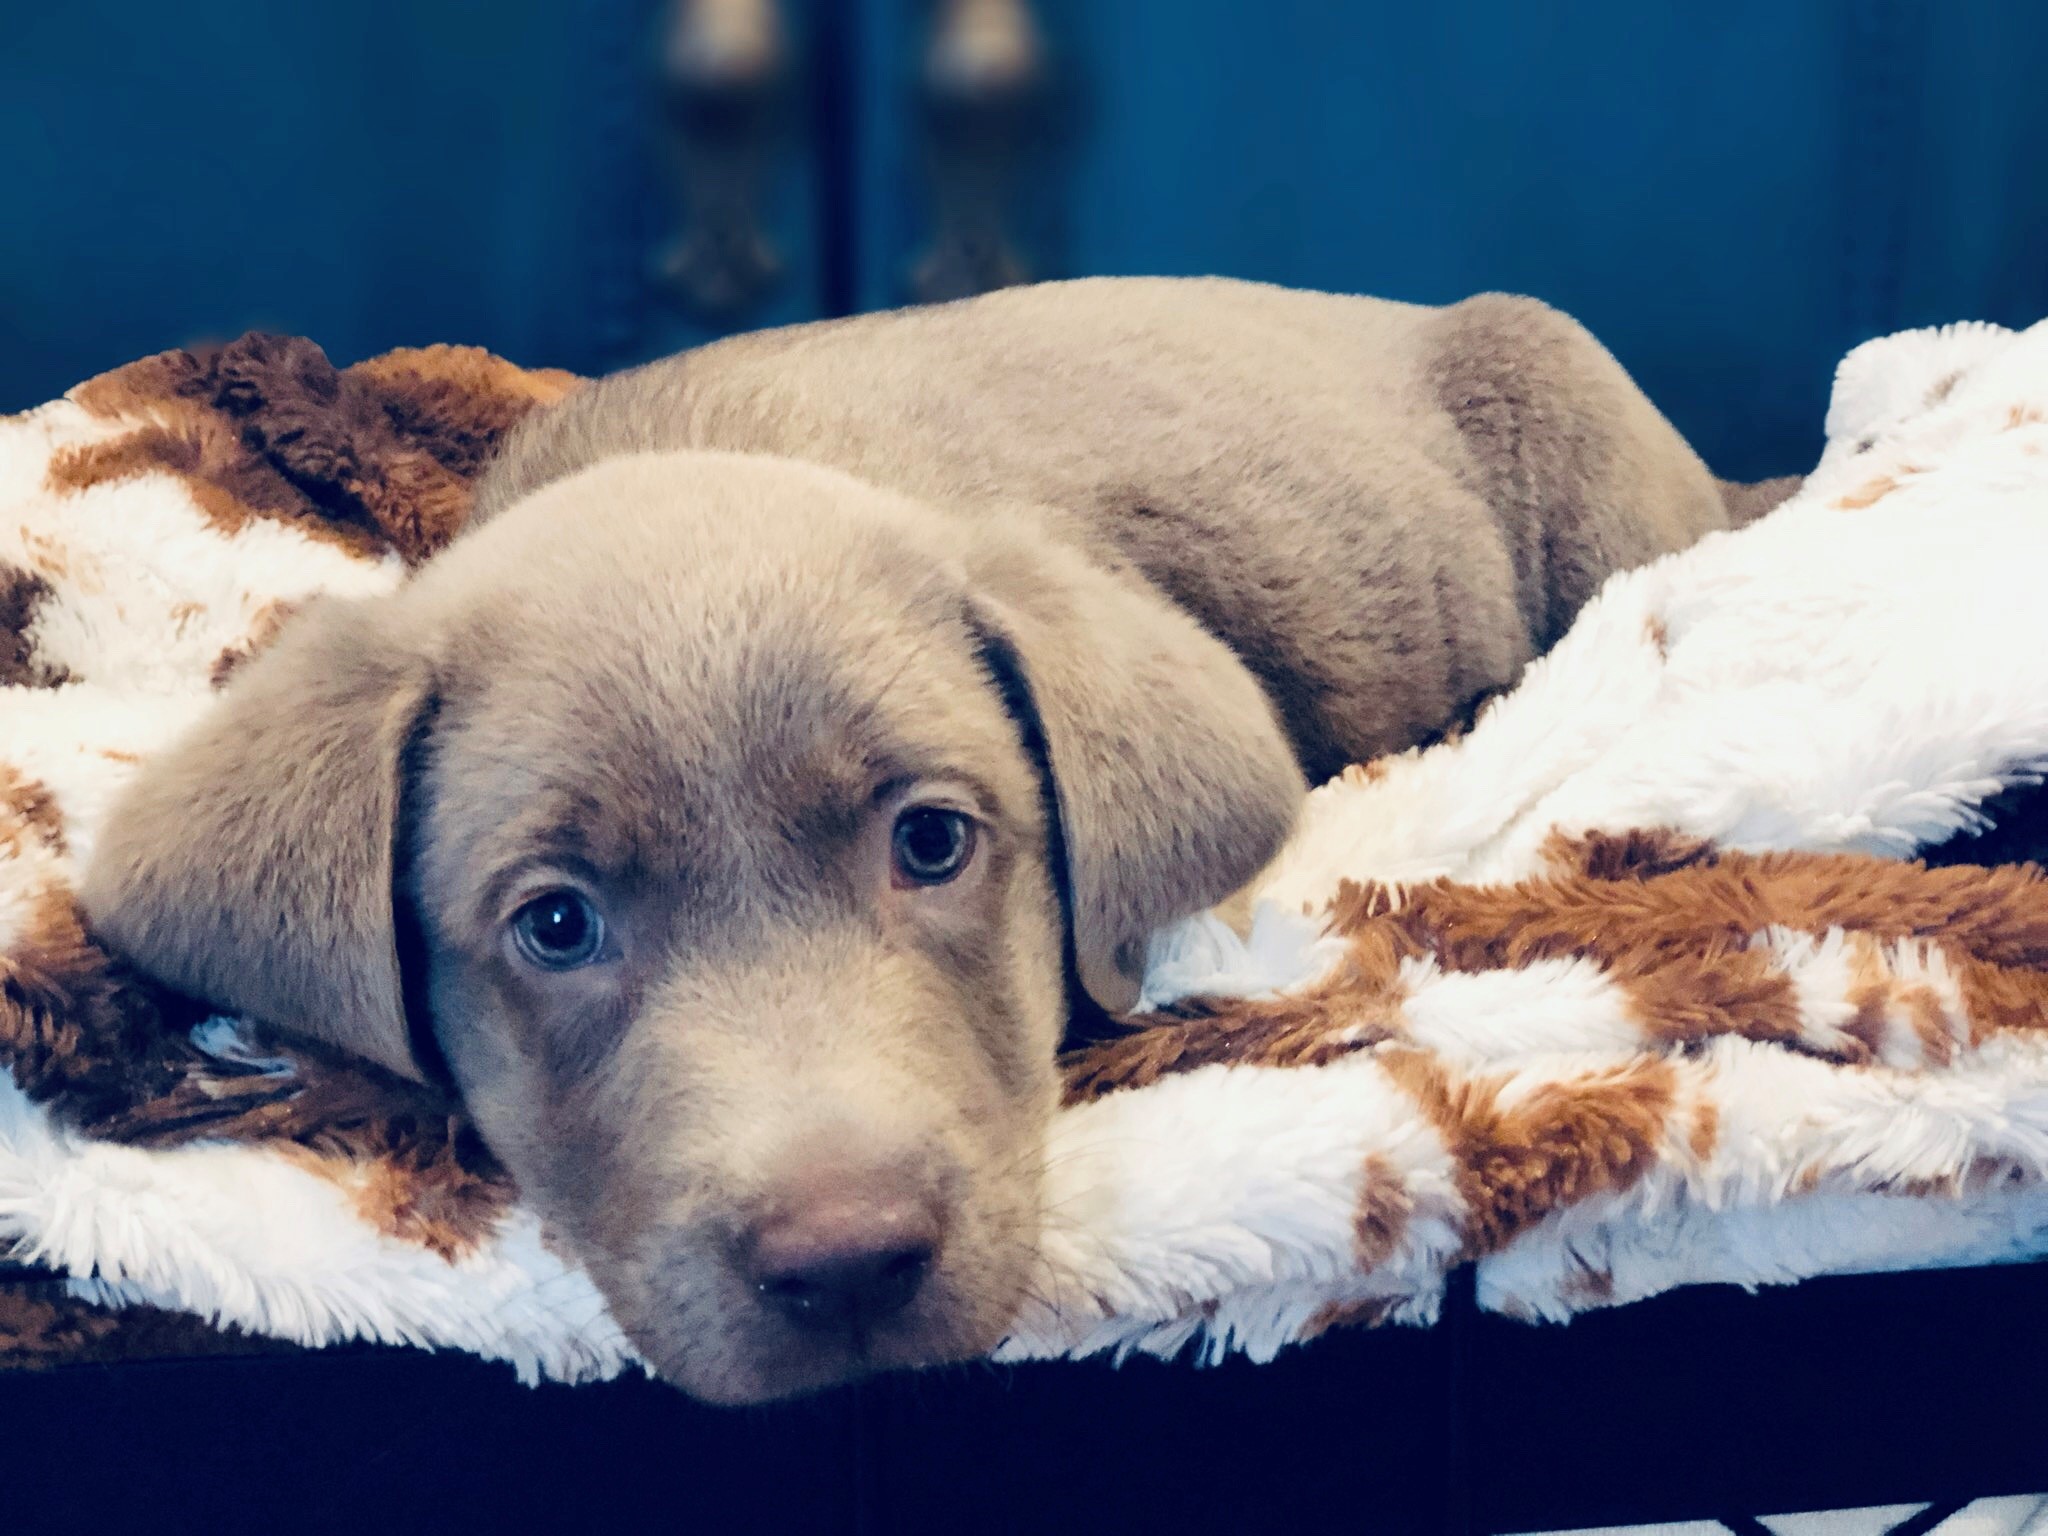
[{"left": 743, "top": 1158, "right": 946, "bottom": 1338}]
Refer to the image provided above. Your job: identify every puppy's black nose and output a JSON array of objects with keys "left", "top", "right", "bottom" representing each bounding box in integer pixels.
[{"left": 748, "top": 1193, "right": 941, "bottom": 1333}]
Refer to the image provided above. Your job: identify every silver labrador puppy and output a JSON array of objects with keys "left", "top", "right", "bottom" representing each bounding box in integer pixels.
[{"left": 84, "top": 278, "right": 1763, "bottom": 1402}]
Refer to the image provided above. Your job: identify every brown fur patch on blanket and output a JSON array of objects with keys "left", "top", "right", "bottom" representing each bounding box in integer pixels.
[
  {"left": 58, "top": 335, "right": 575, "bottom": 567},
  {"left": 0, "top": 1275, "right": 294, "bottom": 1371},
  {"left": 1065, "top": 838, "right": 2048, "bottom": 1103},
  {"left": 5, "top": 335, "right": 568, "bottom": 1277}
]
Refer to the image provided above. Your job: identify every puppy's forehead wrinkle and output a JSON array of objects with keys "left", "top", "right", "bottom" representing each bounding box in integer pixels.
[
  {"left": 437, "top": 447, "right": 973, "bottom": 608},
  {"left": 423, "top": 577, "right": 1035, "bottom": 892}
]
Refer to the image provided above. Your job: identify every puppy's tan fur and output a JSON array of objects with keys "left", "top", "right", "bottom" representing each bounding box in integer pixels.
[{"left": 83, "top": 278, "right": 1749, "bottom": 1402}]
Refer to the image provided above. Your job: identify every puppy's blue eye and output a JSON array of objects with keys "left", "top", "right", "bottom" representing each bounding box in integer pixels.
[
  {"left": 891, "top": 807, "right": 975, "bottom": 887},
  {"left": 510, "top": 890, "right": 605, "bottom": 969}
]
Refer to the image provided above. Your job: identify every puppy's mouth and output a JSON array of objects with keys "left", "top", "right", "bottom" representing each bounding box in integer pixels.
[
  {"left": 552, "top": 1187, "right": 1040, "bottom": 1409},
  {"left": 746, "top": 1298, "right": 1000, "bottom": 1401},
  {"left": 635, "top": 1258, "right": 1023, "bottom": 1406}
]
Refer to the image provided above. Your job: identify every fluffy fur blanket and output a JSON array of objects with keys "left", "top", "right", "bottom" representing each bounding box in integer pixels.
[{"left": 3, "top": 319, "right": 2047, "bottom": 1384}]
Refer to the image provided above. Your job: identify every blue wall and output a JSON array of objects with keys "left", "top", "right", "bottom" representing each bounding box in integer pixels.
[{"left": 6, "top": 1, "right": 2046, "bottom": 480}]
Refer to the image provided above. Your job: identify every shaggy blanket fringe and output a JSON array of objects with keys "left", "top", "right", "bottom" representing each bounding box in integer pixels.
[{"left": 3, "top": 320, "right": 2048, "bottom": 1385}]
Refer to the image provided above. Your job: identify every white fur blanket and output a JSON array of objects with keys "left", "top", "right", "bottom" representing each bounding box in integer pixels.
[{"left": 2, "top": 320, "right": 2047, "bottom": 1385}]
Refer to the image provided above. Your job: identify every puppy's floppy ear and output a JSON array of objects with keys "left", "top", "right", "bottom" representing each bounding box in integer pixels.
[
  {"left": 80, "top": 595, "right": 435, "bottom": 1082},
  {"left": 965, "top": 532, "right": 1306, "bottom": 1013}
]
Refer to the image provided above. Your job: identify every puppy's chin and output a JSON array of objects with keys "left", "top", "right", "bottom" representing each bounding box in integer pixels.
[{"left": 609, "top": 1254, "right": 1028, "bottom": 1407}]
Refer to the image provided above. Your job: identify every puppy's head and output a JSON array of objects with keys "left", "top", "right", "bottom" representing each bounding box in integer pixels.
[{"left": 81, "top": 452, "right": 1302, "bottom": 1402}]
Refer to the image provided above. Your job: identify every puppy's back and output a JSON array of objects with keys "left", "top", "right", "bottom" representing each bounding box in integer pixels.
[{"left": 475, "top": 277, "right": 1729, "bottom": 776}]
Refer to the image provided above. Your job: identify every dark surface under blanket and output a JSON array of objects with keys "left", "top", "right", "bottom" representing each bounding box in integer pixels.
[
  {"left": 1, "top": 1263, "right": 2045, "bottom": 1535},
  {"left": 1920, "top": 778, "right": 2048, "bottom": 871}
]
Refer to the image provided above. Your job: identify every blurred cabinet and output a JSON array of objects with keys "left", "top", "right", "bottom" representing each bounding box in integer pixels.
[{"left": 6, "top": 1, "right": 2047, "bottom": 479}]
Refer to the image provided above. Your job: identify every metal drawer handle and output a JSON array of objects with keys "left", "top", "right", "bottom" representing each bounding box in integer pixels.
[
  {"left": 909, "top": 0, "right": 1050, "bottom": 305},
  {"left": 655, "top": 0, "right": 790, "bottom": 320}
]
